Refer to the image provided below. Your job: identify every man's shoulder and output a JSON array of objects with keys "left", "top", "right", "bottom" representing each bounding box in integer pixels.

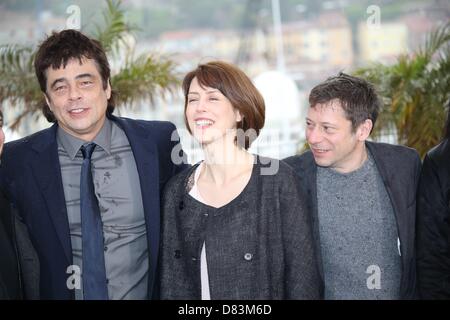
[
  {"left": 4, "top": 126, "right": 55, "bottom": 156},
  {"left": 283, "top": 150, "right": 315, "bottom": 172},
  {"left": 116, "top": 117, "right": 176, "bottom": 131},
  {"left": 367, "top": 142, "right": 421, "bottom": 182},
  {"left": 114, "top": 116, "right": 178, "bottom": 141},
  {"left": 425, "top": 139, "right": 450, "bottom": 165},
  {"left": 367, "top": 141, "right": 420, "bottom": 162}
]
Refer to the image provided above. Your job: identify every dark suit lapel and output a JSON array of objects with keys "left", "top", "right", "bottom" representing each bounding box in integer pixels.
[
  {"left": 366, "top": 140, "right": 409, "bottom": 272},
  {"left": 30, "top": 124, "right": 72, "bottom": 263},
  {"left": 111, "top": 116, "right": 160, "bottom": 291},
  {"left": 365, "top": 141, "right": 409, "bottom": 293},
  {"left": 366, "top": 142, "right": 402, "bottom": 228}
]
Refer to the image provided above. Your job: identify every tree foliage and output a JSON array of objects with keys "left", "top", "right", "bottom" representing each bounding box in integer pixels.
[{"left": 355, "top": 21, "right": 450, "bottom": 157}]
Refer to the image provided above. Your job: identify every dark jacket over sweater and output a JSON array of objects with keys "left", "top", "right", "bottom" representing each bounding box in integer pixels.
[
  {"left": 160, "top": 157, "right": 322, "bottom": 299},
  {"left": 417, "top": 139, "right": 450, "bottom": 299},
  {"left": 284, "top": 141, "right": 421, "bottom": 299}
]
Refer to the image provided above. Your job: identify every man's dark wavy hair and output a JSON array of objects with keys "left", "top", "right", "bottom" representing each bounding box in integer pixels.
[
  {"left": 309, "top": 72, "right": 381, "bottom": 133},
  {"left": 34, "top": 29, "right": 116, "bottom": 122}
]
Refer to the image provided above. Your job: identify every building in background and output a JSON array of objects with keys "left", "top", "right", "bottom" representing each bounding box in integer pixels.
[
  {"left": 0, "top": 0, "right": 447, "bottom": 158},
  {"left": 358, "top": 21, "right": 408, "bottom": 63}
]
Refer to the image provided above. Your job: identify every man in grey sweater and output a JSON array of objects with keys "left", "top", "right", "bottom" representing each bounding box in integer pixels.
[{"left": 285, "top": 73, "right": 421, "bottom": 299}]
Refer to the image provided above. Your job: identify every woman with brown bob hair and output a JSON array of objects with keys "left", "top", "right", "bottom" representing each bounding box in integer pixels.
[{"left": 160, "top": 61, "right": 321, "bottom": 299}]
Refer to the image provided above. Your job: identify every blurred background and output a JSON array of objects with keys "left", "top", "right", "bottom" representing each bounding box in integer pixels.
[{"left": 0, "top": 0, "right": 449, "bottom": 162}]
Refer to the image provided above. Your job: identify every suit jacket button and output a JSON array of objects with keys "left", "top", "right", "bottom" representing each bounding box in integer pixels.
[
  {"left": 244, "top": 253, "right": 253, "bottom": 261},
  {"left": 174, "top": 250, "right": 181, "bottom": 259}
]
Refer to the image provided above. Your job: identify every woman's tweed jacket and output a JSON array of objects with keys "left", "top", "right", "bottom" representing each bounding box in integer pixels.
[{"left": 159, "top": 156, "right": 322, "bottom": 300}]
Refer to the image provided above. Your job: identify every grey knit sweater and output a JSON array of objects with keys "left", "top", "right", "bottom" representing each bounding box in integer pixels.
[{"left": 317, "top": 152, "right": 401, "bottom": 299}]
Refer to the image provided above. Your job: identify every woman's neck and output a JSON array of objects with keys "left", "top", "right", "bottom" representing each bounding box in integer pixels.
[{"left": 201, "top": 140, "right": 254, "bottom": 186}]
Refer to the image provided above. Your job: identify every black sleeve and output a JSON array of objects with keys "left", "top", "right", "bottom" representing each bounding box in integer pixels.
[{"left": 416, "top": 154, "right": 450, "bottom": 299}]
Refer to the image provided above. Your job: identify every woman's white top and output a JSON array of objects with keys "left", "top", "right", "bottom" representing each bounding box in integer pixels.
[{"left": 188, "top": 162, "right": 211, "bottom": 300}]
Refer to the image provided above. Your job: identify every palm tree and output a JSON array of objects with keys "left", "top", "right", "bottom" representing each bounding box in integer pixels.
[
  {"left": 0, "top": 0, "right": 179, "bottom": 131},
  {"left": 354, "top": 21, "right": 450, "bottom": 157}
]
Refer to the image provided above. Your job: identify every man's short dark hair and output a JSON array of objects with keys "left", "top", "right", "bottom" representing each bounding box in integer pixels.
[
  {"left": 34, "top": 29, "right": 116, "bottom": 122},
  {"left": 309, "top": 72, "right": 380, "bottom": 132}
]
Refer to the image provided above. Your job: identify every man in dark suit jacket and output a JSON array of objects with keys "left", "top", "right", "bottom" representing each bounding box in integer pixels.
[
  {"left": 284, "top": 73, "right": 421, "bottom": 299},
  {"left": 416, "top": 103, "right": 450, "bottom": 299},
  {"left": 0, "top": 110, "right": 39, "bottom": 300},
  {"left": 0, "top": 30, "right": 187, "bottom": 299}
]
